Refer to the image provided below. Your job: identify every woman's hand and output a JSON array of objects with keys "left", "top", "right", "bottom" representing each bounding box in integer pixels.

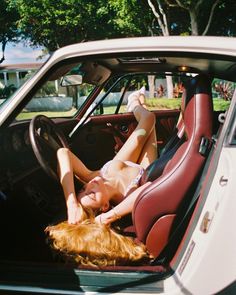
[
  {"left": 95, "top": 208, "right": 121, "bottom": 225},
  {"left": 67, "top": 199, "right": 85, "bottom": 224}
]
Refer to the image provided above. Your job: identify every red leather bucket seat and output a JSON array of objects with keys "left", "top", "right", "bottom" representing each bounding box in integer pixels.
[{"left": 134, "top": 74, "right": 213, "bottom": 258}]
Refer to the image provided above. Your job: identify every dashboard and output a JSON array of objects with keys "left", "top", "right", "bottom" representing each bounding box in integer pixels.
[
  {"left": 0, "top": 122, "right": 39, "bottom": 189},
  {"left": 2, "top": 125, "right": 31, "bottom": 152}
]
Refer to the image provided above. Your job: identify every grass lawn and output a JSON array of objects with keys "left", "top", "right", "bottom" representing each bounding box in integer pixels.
[
  {"left": 105, "top": 98, "right": 230, "bottom": 113},
  {"left": 145, "top": 98, "right": 230, "bottom": 111},
  {"left": 16, "top": 98, "right": 230, "bottom": 120}
]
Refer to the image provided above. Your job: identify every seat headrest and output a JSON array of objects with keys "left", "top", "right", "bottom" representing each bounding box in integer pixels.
[
  {"left": 181, "top": 74, "right": 212, "bottom": 114},
  {"left": 141, "top": 74, "right": 212, "bottom": 184}
]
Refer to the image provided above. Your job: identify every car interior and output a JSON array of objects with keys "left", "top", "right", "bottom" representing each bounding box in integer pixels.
[{"left": 0, "top": 51, "right": 233, "bottom": 281}]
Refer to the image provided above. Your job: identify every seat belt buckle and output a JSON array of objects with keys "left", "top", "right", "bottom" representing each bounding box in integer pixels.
[{"left": 199, "top": 137, "right": 211, "bottom": 156}]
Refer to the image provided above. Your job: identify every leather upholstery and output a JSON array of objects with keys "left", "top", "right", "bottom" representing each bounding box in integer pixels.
[{"left": 133, "top": 74, "right": 213, "bottom": 257}]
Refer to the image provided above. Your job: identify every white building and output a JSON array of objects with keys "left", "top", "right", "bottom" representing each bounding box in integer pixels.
[{"left": 0, "top": 63, "right": 42, "bottom": 89}]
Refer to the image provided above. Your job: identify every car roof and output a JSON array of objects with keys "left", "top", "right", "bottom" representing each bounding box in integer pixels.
[{"left": 48, "top": 36, "right": 236, "bottom": 81}]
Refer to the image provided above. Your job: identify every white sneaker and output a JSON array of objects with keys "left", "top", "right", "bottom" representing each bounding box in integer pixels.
[
  {"left": 127, "top": 91, "right": 139, "bottom": 112},
  {"left": 139, "top": 86, "right": 146, "bottom": 96},
  {"left": 127, "top": 87, "right": 146, "bottom": 112}
]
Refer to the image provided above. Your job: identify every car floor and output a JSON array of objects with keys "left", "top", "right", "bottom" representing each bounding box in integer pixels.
[{"left": 0, "top": 193, "right": 54, "bottom": 262}]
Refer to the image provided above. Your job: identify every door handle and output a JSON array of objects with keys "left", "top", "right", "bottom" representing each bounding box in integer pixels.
[{"left": 219, "top": 176, "right": 228, "bottom": 186}]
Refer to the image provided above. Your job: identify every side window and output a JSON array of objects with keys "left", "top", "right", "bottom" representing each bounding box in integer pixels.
[
  {"left": 17, "top": 78, "right": 96, "bottom": 120},
  {"left": 96, "top": 75, "right": 234, "bottom": 116},
  {"left": 95, "top": 76, "right": 131, "bottom": 115},
  {"left": 96, "top": 74, "right": 186, "bottom": 115},
  {"left": 212, "top": 79, "right": 234, "bottom": 111}
]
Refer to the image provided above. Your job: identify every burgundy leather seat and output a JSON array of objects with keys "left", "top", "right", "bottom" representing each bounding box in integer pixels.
[{"left": 133, "top": 74, "right": 213, "bottom": 258}]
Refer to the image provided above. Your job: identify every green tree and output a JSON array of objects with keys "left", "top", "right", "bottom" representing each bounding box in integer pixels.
[
  {"left": 207, "top": 0, "right": 236, "bottom": 36},
  {"left": 0, "top": 84, "right": 17, "bottom": 98},
  {"left": 12, "top": 0, "right": 156, "bottom": 52},
  {"left": 146, "top": 0, "right": 233, "bottom": 97},
  {"left": 163, "top": 0, "right": 221, "bottom": 35},
  {"left": 12, "top": 0, "right": 119, "bottom": 51},
  {"left": 147, "top": 0, "right": 234, "bottom": 36},
  {"left": 0, "top": 0, "right": 20, "bottom": 64},
  {"left": 108, "top": 0, "right": 153, "bottom": 36}
]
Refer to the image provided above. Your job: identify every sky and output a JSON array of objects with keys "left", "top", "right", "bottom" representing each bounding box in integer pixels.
[{"left": 2, "top": 42, "right": 49, "bottom": 65}]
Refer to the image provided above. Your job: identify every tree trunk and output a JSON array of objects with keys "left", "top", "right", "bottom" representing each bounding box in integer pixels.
[
  {"left": 166, "top": 75, "right": 173, "bottom": 98},
  {"left": 148, "top": 75, "right": 155, "bottom": 98},
  {"left": 189, "top": 10, "right": 199, "bottom": 35},
  {"left": 0, "top": 40, "right": 7, "bottom": 64},
  {"left": 147, "top": 0, "right": 173, "bottom": 97}
]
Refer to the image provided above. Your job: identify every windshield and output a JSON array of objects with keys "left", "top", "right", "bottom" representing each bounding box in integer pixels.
[
  {"left": 16, "top": 62, "right": 97, "bottom": 121},
  {"left": 0, "top": 68, "right": 39, "bottom": 108}
]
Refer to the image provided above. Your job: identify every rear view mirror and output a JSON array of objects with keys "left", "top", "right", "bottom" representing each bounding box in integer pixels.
[{"left": 61, "top": 74, "right": 83, "bottom": 86}]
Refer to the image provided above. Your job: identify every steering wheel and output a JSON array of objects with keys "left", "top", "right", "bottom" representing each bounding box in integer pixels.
[{"left": 29, "top": 115, "right": 69, "bottom": 181}]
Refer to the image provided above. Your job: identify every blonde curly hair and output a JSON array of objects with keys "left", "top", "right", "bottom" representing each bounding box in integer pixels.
[{"left": 45, "top": 220, "right": 151, "bottom": 267}]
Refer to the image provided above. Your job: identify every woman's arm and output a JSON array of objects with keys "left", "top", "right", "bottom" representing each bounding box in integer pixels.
[
  {"left": 57, "top": 148, "right": 99, "bottom": 224},
  {"left": 95, "top": 181, "right": 151, "bottom": 225},
  {"left": 64, "top": 148, "right": 99, "bottom": 183}
]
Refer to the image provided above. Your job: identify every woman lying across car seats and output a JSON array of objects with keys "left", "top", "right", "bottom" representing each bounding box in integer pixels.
[
  {"left": 46, "top": 87, "right": 157, "bottom": 266},
  {"left": 57, "top": 86, "right": 157, "bottom": 226}
]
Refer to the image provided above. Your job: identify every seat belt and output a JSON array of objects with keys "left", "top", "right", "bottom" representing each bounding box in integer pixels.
[{"left": 152, "top": 132, "right": 219, "bottom": 265}]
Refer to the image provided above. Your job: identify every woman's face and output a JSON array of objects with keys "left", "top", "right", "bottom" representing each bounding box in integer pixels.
[{"left": 77, "top": 176, "right": 109, "bottom": 212}]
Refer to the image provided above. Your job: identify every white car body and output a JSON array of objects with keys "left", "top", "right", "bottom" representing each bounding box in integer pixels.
[{"left": 0, "top": 36, "right": 236, "bottom": 294}]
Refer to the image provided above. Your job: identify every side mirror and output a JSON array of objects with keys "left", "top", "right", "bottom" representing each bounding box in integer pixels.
[{"left": 61, "top": 74, "right": 83, "bottom": 86}]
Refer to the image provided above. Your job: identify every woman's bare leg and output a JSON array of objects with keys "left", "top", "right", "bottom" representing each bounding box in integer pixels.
[
  {"left": 114, "top": 94, "right": 156, "bottom": 164},
  {"left": 137, "top": 127, "right": 157, "bottom": 168},
  {"left": 135, "top": 92, "right": 158, "bottom": 167}
]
